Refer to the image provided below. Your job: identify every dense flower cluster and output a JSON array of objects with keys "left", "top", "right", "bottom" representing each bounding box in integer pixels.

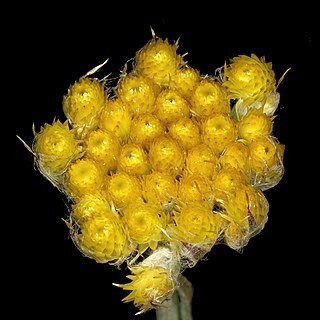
[{"left": 27, "top": 34, "right": 285, "bottom": 314}]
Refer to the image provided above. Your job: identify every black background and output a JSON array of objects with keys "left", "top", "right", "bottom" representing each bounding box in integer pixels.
[{"left": 11, "top": 5, "right": 314, "bottom": 320}]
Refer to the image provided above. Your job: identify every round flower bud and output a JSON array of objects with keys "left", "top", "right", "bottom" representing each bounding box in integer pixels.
[
  {"left": 71, "top": 194, "right": 112, "bottom": 223},
  {"left": 237, "top": 108, "right": 273, "bottom": 141},
  {"left": 213, "top": 167, "right": 248, "bottom": 194},
  {"left": 72, "top": 209, "right": 130, "bottom": 264},
  {"left": 117, "top": 266, "right": 174, "bottom": 313},
  {"left": 84, "top": 129, "right": 120, "bottom": 173},
  {"left": 34, "top": 120, "right": 81, "bottom": 177},
  {"left": 129, "top": 113, "right": 164, "bottom": 149},
  {"left": 178, "top": 173, "right": 214, "bottom": 205},
  {"left": 105, "top": 171, "right": 142, "bottom": 209},
  {"left": 201, "top": 113, "right": 237, "bottom": 155},
  {"left": 63, "top": 77, "right": 105, "bottom": 129},
  {"left": 171, "top": 202, "right": 222, "bottom": 246},
  {"left": 185, "top": 144, "right": 219, "bottom": 180},
  {"left": 117, "top": 144, "right": 151, "bottom": 176},
  {"left": 167, "top": 117, "right": 201, "bottom": 150},
  {"left": 99, "top": 98, "right": 132, "bottom": 144},
  {"left": 65, "top": 158, "right": 104, "bottom": 200},
  {"left": 248, "top": 135, "right": 285, "bottom": 190},
  {"left": 223, "top": 54, "right": 276, "bottom": 106},
  {"left": 190, "top": 79, "right": 230, "bottom": 116},
  {"left": 117, "top": 73, "right": 158, "bottom": 114},
  {"left": 170, "top": 66, "right": 200, "bottom": 99},
  {"left": 219, "top": 141, "right": 250, "bottom": 173},
  {"left": 122, "top": 200, "right": 166, "bottom": 251},
  {"left": 135, "top": 37, "right": 183, "bottom": 86},
  {"left": 154, "top": 89, "right": 190, "bottom": 123},
  {"left": 142, "top": 171, "right": 178, "bottom": 210},
  {"left": 149, "top": 136, "right": 184, "bottom": 177}
]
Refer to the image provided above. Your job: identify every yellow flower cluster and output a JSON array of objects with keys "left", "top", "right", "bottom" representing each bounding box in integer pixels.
[{"left": 27, "top": 33, "right": 286, "bottom": 314}]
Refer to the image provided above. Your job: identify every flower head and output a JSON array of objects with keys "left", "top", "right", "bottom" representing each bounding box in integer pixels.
[
  {"left": 63, "top": 77, "right": 106, "bottom": 129},
  {"left": 117, "top": 73, "right": 159, "bottom": 114},
  {"left": 154, "top": 89, "right": 190, "bottom": 123},
  {"left": 117, "top": 143, "right": 151, "bottom": 175},
  {"left": 105, "top": 171, "right": 142, "bottom": 209},
  {"left": 65, "top": 158, "right": 104, "bottom": 200},
  {"left": 201, "top": 113, "right": 237, "bottom": 155},
  {"left": 167, "top": 117, "right": 201, "bottom": 150},
  {"left": 219, "top": 140, "right": 250, "bottom": 173},
  {"left": 149, "top": 136, "right": 185, "bottom": 177},
  {"left": 129, "top": 113, "right": 164, "bottom": 149},
  {"left": 84, "top": 129, "right": 120, "bottom": 173},
  {"left": 72, "top": 208, "right": 131, "bottom": 264},
  {"left": 248, "top": 135, "right": 285, "bottom": 190},
  {"left": 190, "top": 79, "right": 230, "bottom": 116},
  {"left": 178, "top": 173, "right": 214, "bottom": 205},
  {"left": 170, "top": 202, "right": 222, "bottom": 247},
  {"left": 185, "top": 144, "right": 219, "bottom": 180},
  {"left": 237, "top": 107, "right": 273, "bottom": 141},
  {"left": 135, "top": 37, "right": 183, "bottom": 86},
  {"left": 71, "top": 194, "right": 111, "bottom": 223},
  {"left": 170, "top": 66, "right": 200, "bottom": 99},
  {"left": 117, "top": 266, "right": 174, "bottom": 313},
  {"left": 142, "top": 171, "right": 178, "bottom": 210},
  {"left": 33, "top": 120, "right": 81, "bottom": 178},
  {"left": 122, "top": 200, "right": 167, "bottom": 252},
  {"left": 220, "top": 183, "right": 269, "bottom": 250},
  {"left": 223, "top": 54, "right": 276, "bottom": 106},
  {"left": 98, "top": 98, "right": 132, "bottom": 144}
]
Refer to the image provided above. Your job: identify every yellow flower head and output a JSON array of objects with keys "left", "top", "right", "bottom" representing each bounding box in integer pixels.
[
  {"left": 84, "top": 129, "right": 120, "bottom": 173},
  {"left": 135, "top": 37, "right": 183, "bottom": 86},
  {"left": 129, "top": 113, "right": 164, "bottom": 149},
  {"left": 223, "top": 54, "right": 276, "bottom": 106},
  {"left": 213, "top": 167, "right": 248, "bottom": 196},
  {"left": 170, "top": 66, "right": 200, "bottom": 99},
  {"left": 122, "top": 200, "right": 167, "bottom": 251},
  {"left": 72, "top": 209, "right": 131, "bottom": 264},
  {"left": 171, "top": 202, "right": 222, "bottom": 246},
  {"left": 117, "top": 143, "right": 151, "bottom": 175},
  {"left": 65, "top": 158, "right": 104, "bottom": 200},
  {"left": 190, "top": 79, "right": 230, "bottom": 116},
  {"left": 98, "top": 98, "right": 132, "bottom": 144},
  {"left": 63, "top": 77, "right": 106, "bottom": 129},
  {"left": 71, "top": 194, "right": 111, "bottom": 223},
  {"left": 237, "top": 107, "right": 273, "bottom": 141},
  {"left": 202, "top": 113, "right": 237, "bottom": 156},
  {"left": 149, "top": 135, "right": 185, "bottom": 177},
  {"left": 241, "top": 185, "right": 269, "bottom": 228},
  {"left": 222, "top": 184, "right": 269, "bottom": 250},
  {"left": 224, "top": 220, "right": 250, "bottom": 251},
  {"left": 178, "top": 173, "right": 214, "bottom": 205},
  {"left": 219, "top": 140, "right": 250, "bottom": 173},
  {"left": 248, "top": 135, "right": 282, "bottom": 172},
  {"left": 117, "top": 73, "right": 159, "bottom": 114},
  {"left": 142, "top": 171, "right": 178, "bottom": 209},
  {"left": 185, "top": 144, "right": 219, "bottom": 180},
  {"left": 167, "top": 117, "right": 201, "bottom": 150},
  {"left": 105, "top": 171, "right": 142, "bottom": 209},
  {"left": 118, "top": 266, "right": 174, "bottom": 313},
  {"left": 154, "top": 89, "right": 190, "bottom": 123},
  {"left": 248, "top": 135, "right": 285, "bottom": 190},
  {"left": 34, "top": 120, "right": 81, "bottom": 177},
  {"left": 227, "top": 185, "right": 268, "bottom": 223}
]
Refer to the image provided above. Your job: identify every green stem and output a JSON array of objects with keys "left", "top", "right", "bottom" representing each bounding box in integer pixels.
[{"left": 156, "top": 275, "right": 193, "bottom": 320}]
